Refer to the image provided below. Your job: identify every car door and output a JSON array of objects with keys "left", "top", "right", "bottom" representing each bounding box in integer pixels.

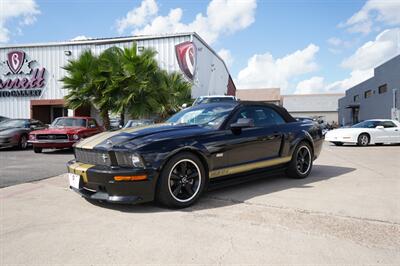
[
  {"left": 85, "top": 119, "right": 101, "bottom": 137},
  {"left": 381, "top": 121, "right": 400, "bottom": 143},
  {"left": 221, "top": 106, "right": 285, "bottom": 169}
]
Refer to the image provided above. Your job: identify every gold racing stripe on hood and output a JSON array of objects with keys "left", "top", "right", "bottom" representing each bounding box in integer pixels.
[
  {"left": 75, "top": 123, "right": 168, "bottom": 150},
  {"left": 209, "top": 156, "right": 292, "bottom": 179},
  {"left": 68, "top": 162, "right": 94, "bottom": 183}
]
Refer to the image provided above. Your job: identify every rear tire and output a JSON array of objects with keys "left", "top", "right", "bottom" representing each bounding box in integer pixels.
[
  {"left": 33, "top": 147, "right": 42, "bottom": 153},
  {"left": 286, "top": 141, "right": 313, "bottom": 179},
  {"left": 357, "top": 134, "right": 370, "bottom": 146},
  {"left": 156, "top": 152, "right": 206, "bottom": 208},
  {"left": 332, "top": 142, "right": 343, "bottom": 146}
]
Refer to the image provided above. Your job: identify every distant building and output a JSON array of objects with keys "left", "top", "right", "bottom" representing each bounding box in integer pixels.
[
  {"left": 236, "top": 88, "right": 281, "bottom": 105},
  {"left": 338, "top": 55, "right": 400, "bottom": 126},
  {"left": 282, "top": 93, "right": 344, "bottom": 123}
]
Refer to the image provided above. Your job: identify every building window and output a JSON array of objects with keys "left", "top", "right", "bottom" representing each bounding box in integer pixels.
[
  {"left": 353, "top": 95, "right": 359, "bottom": 102},
  {"left": 378, "top": 84, "right": 387, "bottom": 94},
  {"left": 364, "top": 90, "right": 372, "bottom": 98}
]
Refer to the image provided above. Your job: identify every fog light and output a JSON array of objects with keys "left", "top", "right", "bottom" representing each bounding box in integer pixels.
[{"left": 114, "top": 175, "right": 147, "bottom": 181}]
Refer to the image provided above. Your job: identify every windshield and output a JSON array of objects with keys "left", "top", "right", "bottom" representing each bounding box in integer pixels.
[
  {"left": 0, "top": 119, "right": 28, "bottom": 128},
  {"left": 167, "top": 105, "right": 234, "bottom": 128},
  {"left": 193, "top": 97, "right": 235, "bottom": 105},
  {"left": 51, "top": 118, "right": 87, "bottom": 127},
  {"left": 124, "top": 120, "right": 153, "bottom": 128},
  {"left": 351, "top": 120, "right": 380, "bottom": 128}
]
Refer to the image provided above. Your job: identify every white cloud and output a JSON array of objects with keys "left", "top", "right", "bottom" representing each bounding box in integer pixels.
[
  {"left": 71, "top": 35, "right": 92, "bottom": 41},
  {"left": 298, "top": 28, "right": 400, "bottom": 94},
  {"left": 0, "top": 0, "right": 40, "bottom": 43},
  {"left": 341, "top": 28, "right": 400, "bottom": 71},
  {"left": 116, "top": 0, "right": 158, "bottom": 34},
  {"left": 235, "top": 44, "right": 319, "bottom": 91},
  {"left": 342, "top": 0, "right": 400, "bottom": 34},
  {"left": 116, "top": 0, "right": 257, "bottom": 44},
  {"left": 218, "top": 48, "right": 234, "bottom": 67},
  {"left": 295, "top": 76, "right": 325, "bottom": 94}
]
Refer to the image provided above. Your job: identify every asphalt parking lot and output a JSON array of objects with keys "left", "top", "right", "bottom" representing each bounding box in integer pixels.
[
  {"left": 0, "top": 148, "right": 74, "bottom": 188},
  {"left": 1, "top": 142, "right": 399, "bottom": 264}
]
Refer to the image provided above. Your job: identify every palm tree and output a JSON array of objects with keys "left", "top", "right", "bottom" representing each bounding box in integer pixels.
[
  {"left": 156, "top": 70, "right": 192, "bottom": 119},
  {"left": 109, "top": 44, "right": 163, "bottom": 121},
  {"left": 62, "top": 50, "right": 112, "bottom": 129}
]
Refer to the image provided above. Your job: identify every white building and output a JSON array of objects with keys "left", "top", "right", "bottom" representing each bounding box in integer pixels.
[
  {"left": 282, "top": 93, "right": 344, "bottom": 123},
  {"left": 0, "top": 33, "right": 235, "bottom": 124}
]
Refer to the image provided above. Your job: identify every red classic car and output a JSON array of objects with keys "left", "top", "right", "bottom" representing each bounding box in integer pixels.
[{"left": 29, "top": 117, "right": 103, "bottom": 153}]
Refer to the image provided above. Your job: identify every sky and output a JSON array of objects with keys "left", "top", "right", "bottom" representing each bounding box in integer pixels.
[{"left": 1, "top": 0, "right": 400, "bottom": 94}]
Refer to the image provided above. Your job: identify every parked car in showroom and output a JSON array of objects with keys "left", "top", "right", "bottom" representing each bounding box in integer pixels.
[
  {"left": 0, "top": 119, "right": 46, "bottom": 149},
  {"left": 67, "top": 101, "right": 323, "bottom": 208},
  {"left": 29, "top": 117, "right": 103, "bottom": 153},
  {"left": 325, "top": 119, "right": 400, "bottom": 146}
]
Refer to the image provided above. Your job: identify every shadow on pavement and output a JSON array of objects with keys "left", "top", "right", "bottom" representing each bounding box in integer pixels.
[
  {"left": 86, "top": 164, "right": 355, "bottom": 213},
  {"left": 42, "top": 149, "right": 74, "bottom": 155}
]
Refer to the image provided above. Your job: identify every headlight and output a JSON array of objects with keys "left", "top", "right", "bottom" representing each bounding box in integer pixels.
[
  {"left": 29, "top": 134, "right": 36, "bottom": 140},
  {"left": 115, "top": 152, "right": 144, "bottom": 168},
  {"left": 73, "top": 134, "right": 80, "bottom": 140}
]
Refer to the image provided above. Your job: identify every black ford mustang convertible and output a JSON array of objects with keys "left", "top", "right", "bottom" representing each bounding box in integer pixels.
[{"left": 67, "top": 101, "right": 323, "bottom": 208}]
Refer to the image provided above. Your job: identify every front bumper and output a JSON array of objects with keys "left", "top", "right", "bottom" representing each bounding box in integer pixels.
[
  {"left": 67, "top": 160, "right": 158, "bottom": 204},
  {"left": 29, "top": 140, "right": 77, "bottom": 148},
  {"left": 325, "top": 134, "right": 357, "bottom": 143},
  {"left": 0, "top": 136, "right": 18, "bottom": 148}
]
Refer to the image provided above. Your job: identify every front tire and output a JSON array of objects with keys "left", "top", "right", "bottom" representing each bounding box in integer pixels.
[
  {"left": 33, "top": 147, "right": 42, "bottom": 153},
  {"left": 156, "top": 152, "right": 206, "bottom": 208},
  {"left": 286, "top": 141, "right": 313, "bottom": 179},
  {"left": 357, "top": 133, "right": 370, "bottom": 146},
  {"left": 18, "top": 135, "right": 28, "bottom": 150}
]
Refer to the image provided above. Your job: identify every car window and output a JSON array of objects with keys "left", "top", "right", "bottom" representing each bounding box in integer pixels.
[
  {"left": 351, "top": 120, "right": 379, "bottom": 128},
  {"left": 381, "top": 121, "right": 397, "bottom": 128},
  {"left": 233, "top": 106, "right": 286, "bottom": 127}
]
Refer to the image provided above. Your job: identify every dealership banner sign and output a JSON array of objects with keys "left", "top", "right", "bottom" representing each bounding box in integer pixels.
[{"left": 0, "top": 50, "right": 46, "bottom": 97}]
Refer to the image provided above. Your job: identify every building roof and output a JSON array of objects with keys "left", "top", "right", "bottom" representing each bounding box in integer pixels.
[{"left": 236, "top": 88, "right": 281, "bottom": 101}]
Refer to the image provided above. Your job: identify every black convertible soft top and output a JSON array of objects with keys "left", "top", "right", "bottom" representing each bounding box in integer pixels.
[{"left": 238, "top": 101, "right": 297, "bottom": 123}]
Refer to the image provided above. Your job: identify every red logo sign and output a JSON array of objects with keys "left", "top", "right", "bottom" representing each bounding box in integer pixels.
[
  {"left": 7, "top": 51, "right": 26, "bottom": 74},
  {"left": 175, "top": 41, "right": 196, "bottom": 80}
]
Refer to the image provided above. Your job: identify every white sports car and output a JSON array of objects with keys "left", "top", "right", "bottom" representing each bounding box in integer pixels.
[{"left": 325, "top": 119, "right": 400, "bottom": 146}]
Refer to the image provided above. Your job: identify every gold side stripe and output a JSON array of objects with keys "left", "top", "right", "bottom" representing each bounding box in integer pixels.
[
  {"left": 209, "top": 156, "right": 292, "bottom": 179},
  {"left": 68, "top": 162, "right": 95, "bottom": 183}
]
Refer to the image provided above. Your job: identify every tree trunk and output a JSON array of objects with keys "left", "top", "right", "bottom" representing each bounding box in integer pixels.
[
  {"left": 120, "top": 109, "right": 125, "bottom": 127},
  {"left": 100, "top": 109, "right": 111, "bottom": 130}
]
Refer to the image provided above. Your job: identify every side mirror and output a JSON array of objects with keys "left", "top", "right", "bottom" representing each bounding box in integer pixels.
[
  {"left": 230, "top": 118, "right": 254, "bottom": 130},
  {"left": 376, "top": 125, "right": 384, "bottom": 129},
  {"left": 181, "top": 103, "right": 188, "bottom": 108}
]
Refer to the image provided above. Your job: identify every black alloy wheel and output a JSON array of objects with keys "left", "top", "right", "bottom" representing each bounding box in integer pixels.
[
  {"left": 157, "top": 152, "right": 206, "bottom": 208},
  {"left": 286, "top": 141, "right": 313, "bottom": 179},
  {"left": 168, "top": 159, "right": 201, "bottom": 202}
]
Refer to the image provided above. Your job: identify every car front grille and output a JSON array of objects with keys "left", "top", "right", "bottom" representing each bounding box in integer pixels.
[
  {"left": 37, "top": 134, "right": 68, "bottom": 140},
  {"left": 74, "top": 148, "right": 112, "bottom": 166}
]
